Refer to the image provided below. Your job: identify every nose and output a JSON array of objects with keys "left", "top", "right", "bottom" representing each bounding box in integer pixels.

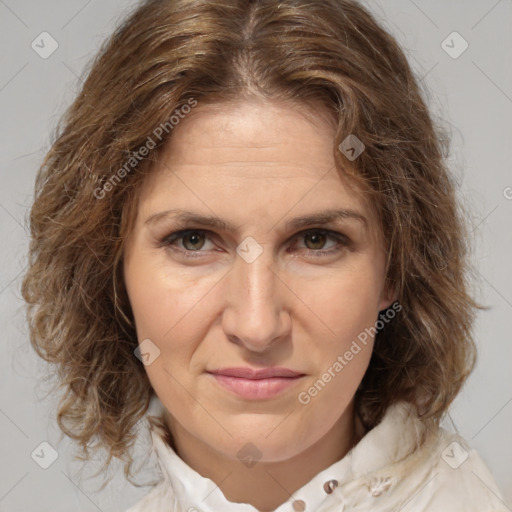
[{"left": 221, "top": 246, "right": 292, "bottom": 353}]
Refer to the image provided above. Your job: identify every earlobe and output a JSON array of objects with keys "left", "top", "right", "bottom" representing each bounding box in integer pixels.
[
  {"left": 378, "top": 299, "right": 395, "bottom": 314},
  {"left": 378, "top": 282, "right": 398, "bottom": 312}
]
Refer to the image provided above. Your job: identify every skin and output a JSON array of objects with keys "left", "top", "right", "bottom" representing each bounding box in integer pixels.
[{"left": 123, "top": 98, "right": 394, "bottom": 512}]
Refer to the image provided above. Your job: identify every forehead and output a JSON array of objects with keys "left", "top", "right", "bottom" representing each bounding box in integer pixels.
[
  {"left": 134, "top": 98, "right": 381, "bottom": 239},
  {"left": 157, "top": 98, "right": 337, "bottom": 172}
]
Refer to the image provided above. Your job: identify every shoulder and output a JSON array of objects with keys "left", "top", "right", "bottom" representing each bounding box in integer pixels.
[
  {"left": 124, "top": 482, "right": 170, "bottom": 512},
  {"left": 414, "top": 428, "right": 509, "bottom": 511},
  {"left": 341, "top": 403, "right": 509, "bottom": 511},
  {"left": 374, "top": 424, "right": 509, "bottom": 511}
]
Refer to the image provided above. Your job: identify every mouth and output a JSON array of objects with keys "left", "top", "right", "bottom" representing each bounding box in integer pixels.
[{"left": 207, "top": 367, "right": 306, "bottom": 400}]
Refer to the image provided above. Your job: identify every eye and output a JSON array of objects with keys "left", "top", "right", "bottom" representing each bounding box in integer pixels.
[
  {"left": 161, "top": 228, "right": 350, "bottom": 259},
  {"left": 162, "top": 229, "right": 215, "bottom": 256},
  {"left": 292, "top": 229, "right": 349, "bottom": 258}
]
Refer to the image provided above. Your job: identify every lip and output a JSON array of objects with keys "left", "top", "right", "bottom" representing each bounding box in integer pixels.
[
  {"left": 210, "top": 367, "right": 304, "bottom": 379},
  {"left": 207, "top": 367, "right": 305, "bottom": 400}
]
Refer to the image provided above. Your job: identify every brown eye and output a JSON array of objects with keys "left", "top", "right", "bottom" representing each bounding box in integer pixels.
[
  {"left": 303, "top": 231, "right": 328, "bottom": 250},
  {"left": 293, "top": 229, "right": 349, "bottom": 258}
]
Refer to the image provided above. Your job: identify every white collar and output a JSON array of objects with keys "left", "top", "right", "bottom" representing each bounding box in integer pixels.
[{"left": 146, "top": 400, "right": 425, "bottom": 511}]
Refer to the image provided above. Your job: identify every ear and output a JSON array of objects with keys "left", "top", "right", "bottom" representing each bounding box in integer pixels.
[{"left": 378, "top": 279, "right": 398, "bottom": 312}]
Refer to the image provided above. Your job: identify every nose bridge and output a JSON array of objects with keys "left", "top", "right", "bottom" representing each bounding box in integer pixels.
[
  {"left": 240, "top": 247, "right": 276, "bottom": 306},
  {"left": 222, "top": 244, "right": 289, "bottom": 350}
]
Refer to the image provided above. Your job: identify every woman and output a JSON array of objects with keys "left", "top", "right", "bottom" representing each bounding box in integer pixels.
[{"left": 22, "top": 0, "right": 508, "bottom": 510}]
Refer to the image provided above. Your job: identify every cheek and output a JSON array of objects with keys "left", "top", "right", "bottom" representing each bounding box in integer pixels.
[
  {"left": 299, "top": 261, "right": 384, "bottom": 345},
  {"left": 124, "top": 258, "right": 215, "bottom": 401},
  {"left": 292, "top": 261, "right": 383, "bottom": 399},
  {"left": 125, "top": 252, "right": 217, "bottom": 344},
  {"left": 294, "top": 277, "right": 378, "bottom": 423}
]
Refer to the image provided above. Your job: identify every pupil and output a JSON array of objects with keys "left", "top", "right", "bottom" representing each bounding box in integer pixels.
[
  {"left": 185, "top": 233, "right": 203, "bottom": 250},
  {"left": 307, "top": 232, "right": 325, "bottom": 249}
]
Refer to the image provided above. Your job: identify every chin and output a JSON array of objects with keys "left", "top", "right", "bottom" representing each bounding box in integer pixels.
[{"left": 215, "top": 426, "right": 314, "bottom": 464}]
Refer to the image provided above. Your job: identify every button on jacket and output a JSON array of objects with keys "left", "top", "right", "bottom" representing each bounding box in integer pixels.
[{"left": 126, "top": 401, "right": 509, "bottom": 511}]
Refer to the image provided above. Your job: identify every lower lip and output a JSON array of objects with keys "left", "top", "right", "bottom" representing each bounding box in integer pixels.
[{"left": 210, "top": 374, "right": 303, "bottom": 400}]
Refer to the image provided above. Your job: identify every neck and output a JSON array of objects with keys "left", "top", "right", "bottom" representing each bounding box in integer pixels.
[{"left": 163, "top": 402, "right": 360, "bottom": 512}]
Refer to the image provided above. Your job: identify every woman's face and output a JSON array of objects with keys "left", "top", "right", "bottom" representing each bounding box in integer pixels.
[{"left": 123, "top": 98, "right": 393, "bottom": 463}]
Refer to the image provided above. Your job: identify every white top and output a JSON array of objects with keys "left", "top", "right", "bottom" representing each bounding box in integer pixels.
[{"left": 126, "top": 401, "right": 509, "bottom": 511}]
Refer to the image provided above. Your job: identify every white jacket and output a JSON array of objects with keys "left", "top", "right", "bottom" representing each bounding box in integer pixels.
[{"left": 126, "top": 401, "right": 509, "bottom": 511}]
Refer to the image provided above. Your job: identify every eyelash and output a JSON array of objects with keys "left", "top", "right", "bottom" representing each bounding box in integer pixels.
[{"left": 161, "top": 228, "right": 350, "bottom": 260}]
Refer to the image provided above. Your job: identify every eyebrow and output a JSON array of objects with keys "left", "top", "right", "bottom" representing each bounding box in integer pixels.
[{"left": 145, "top": 208, "right": 368, "bottom": 233}]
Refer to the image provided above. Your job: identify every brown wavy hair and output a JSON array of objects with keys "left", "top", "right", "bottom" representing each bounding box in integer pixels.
[{"left": 22, "top": 0, "right": 480, "bottom": 487}]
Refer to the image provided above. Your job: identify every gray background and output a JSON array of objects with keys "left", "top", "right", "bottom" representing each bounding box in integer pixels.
[{"left": 0, "top": 0, "right": 511, "bottom": 510}]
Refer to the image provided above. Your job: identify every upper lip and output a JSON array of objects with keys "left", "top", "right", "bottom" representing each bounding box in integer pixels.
[{"left": 208, "top": 367, "right": 304, "bottom": 379}]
